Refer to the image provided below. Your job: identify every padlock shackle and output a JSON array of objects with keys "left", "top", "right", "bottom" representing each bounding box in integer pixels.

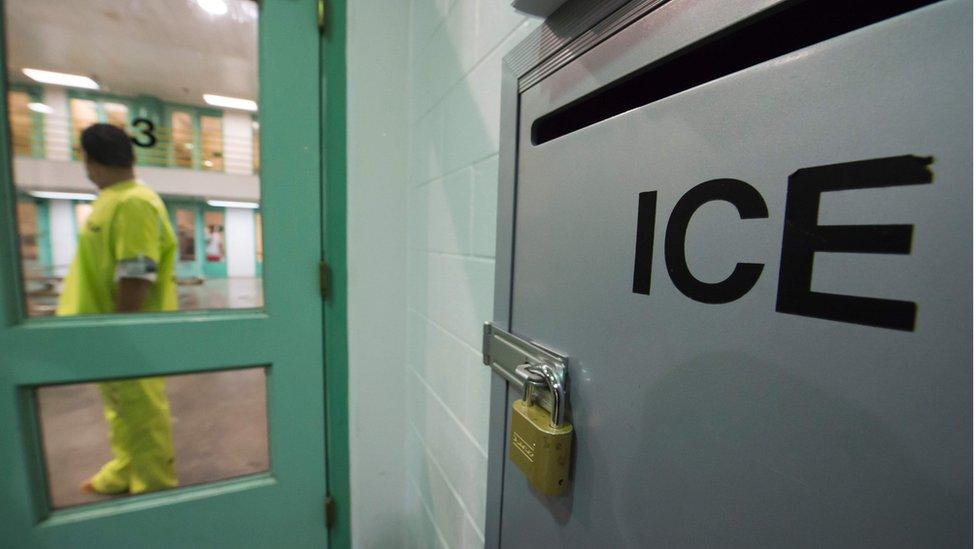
[
  {"left": 526, "top": 363, "right": 565, "bottom": 427},
  {"left": 521, "top": 374, "right": 544, "bottom": 402}
]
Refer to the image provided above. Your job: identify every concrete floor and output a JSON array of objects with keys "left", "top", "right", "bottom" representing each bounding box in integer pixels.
[
  {"left": 176, "top": 277, "right": 264, "bottom": 311},
  {"left": 26, "top": 277, "right": 264, "bottom": 316},
  {"left": 37, "top": 367, "right": 269, "bottom": 508}
]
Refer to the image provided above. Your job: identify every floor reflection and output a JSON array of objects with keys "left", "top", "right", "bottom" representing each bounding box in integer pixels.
[
  {"left": 37, "top": 368, "right": 269, "bottom": 508},
  {"left": 176, "top": 277, "right": 264, "bottom": 311}
]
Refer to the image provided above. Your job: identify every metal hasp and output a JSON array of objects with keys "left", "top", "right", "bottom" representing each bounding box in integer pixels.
[
  {"left": 482, "top": 322, "right": 568, "bottom": 388},
  {"left": 482, "top": 322, "right": 568, "bottom": 417},
  {"left": 486, "top": 323, "right": 573, "bottom": 495}
]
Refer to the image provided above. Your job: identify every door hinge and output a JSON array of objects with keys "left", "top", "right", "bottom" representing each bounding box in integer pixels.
[
  {"left": 319, "top": 260, "right": 330, "bottom": 299},
  {"left": 324, "top": 495, "right": 337, "bottom": 529},
  {"left": 317, "top": 0, "right": 326, "bottom": 33}
]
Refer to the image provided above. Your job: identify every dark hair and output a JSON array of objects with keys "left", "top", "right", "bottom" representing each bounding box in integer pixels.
[{"left": 80, "top": 123, "right": 134, "bottom": 168}]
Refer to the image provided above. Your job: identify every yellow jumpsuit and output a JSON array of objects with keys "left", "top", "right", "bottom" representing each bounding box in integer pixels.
[{"left": 56, "top": 180, "right": 179, "bottom": 494}]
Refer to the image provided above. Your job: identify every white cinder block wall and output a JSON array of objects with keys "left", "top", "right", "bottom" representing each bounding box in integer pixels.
[
  {"left": 403, "top": 2, "right": 538, "bottom": 548},
  {"left": 221, "top": 111, "right": 254, "bottom": 176},
  {"left": 347, "top": 1, "right": 538, "bottom": 546},
  {"left": 346, "top": 1, "right": 410, "bottom": 548},
  {"left": 224, "top": 207, "right": 256, "bottom": 278}
]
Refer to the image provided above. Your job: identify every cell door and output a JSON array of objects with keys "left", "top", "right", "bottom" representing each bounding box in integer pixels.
[
  {"left": 0, "top": 1, "right": 330, "bottom": 547},
  {"left": 486, "top": 0, "right": 971, "bottom": 547}
]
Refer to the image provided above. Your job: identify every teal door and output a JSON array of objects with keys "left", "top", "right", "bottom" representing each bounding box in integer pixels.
[{"left": 0, "top": 1, "right": 329, "bottom": 547}]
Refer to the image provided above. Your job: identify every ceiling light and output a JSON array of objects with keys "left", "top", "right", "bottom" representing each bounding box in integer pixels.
[
  {"left": 239, "top": 1, "right": 258, "bottom": 20},
  {"left": 29, "top": 190, "right": 97, "bottom": 201},
  {"left": 196, "top": 0, "right": 228, "bottom": 16},
  {"left": 27, "top": 102, "right": 54, "bottom": 114},
  {"left": 207, "top": 200, "right": 259, "bottom": 209},
  {"left": 22, "top": 68, "right": 99, "bottom": 90},
  {"left": 203, "top": 94, "right": 257, "bottom": 112}
]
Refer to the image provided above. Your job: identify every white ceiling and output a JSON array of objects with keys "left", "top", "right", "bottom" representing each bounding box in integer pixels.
[{"left": 6, "top": 0, "right": 258, "bottom": 108}]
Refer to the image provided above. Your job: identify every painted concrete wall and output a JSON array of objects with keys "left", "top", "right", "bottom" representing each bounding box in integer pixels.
[
  {"left": 48, "top": 198, "right": 76, "bottom": 277},
  {"left": 222, "top": 110, "right": 254, "bottom": 176},
  {"left": 347, "top": 1, "right": 538, "bottom": 546},
  {"left": 346, "top": 1, "right": 410, "bottom": 547},
  {"left": 402, "top": 2, "right": 538, "bottom": 547},
  {"left": 13, "top": 157, "right": 259, "bottom": 201},
  {"left": 41, "top": 87, "right": 70, "bottom": 162},
  {"left": 224, "top": 207, "right": 256, "bottom": 278}
]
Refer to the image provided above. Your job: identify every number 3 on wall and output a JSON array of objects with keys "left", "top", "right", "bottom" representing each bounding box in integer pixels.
[{"left": 131, "top": 117, "right": 157, "bottom": 148}]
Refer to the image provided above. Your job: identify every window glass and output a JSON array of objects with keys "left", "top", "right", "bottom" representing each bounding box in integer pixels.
[
  {"left": 17, "top": 200, "right": 38, "bottom": 260},
  {"left": 69, "top": 98, "right": 97, "bottom": 160},
  {"left": 200, "top": 115, "right": 223, "bottom": 172},
  {"left": 102, "top": 102, "right": 128, "bottom": 129},
  {"left": 7, "top": 90, "right": 33, "bottom": 156},
  {"left": 204, "top": 210, "right": 225, "bottom": 263},
  {"left": 175, "top": 208, "right": 196, "bottom": 261},
  {"left": 5, "top": 0, "right": 263, "bottom": 316},
  {"left": 171, "top": 111, "right": 194, "bottom": 168},
  {"left": 36, "top": 367, "right": 270, "bottom": 509}
]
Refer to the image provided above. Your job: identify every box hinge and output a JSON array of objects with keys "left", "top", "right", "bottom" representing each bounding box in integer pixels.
[
  {"left": 324, "top": 495, "right": 336, "bottom": 529},
  {"left": 319, "top": 260, "right": 330, "bottom": 299}
]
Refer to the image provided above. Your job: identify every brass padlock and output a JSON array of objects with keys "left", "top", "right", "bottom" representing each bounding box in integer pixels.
[{"left": 509, "top": 363, "right": 572, "bottom": 495}]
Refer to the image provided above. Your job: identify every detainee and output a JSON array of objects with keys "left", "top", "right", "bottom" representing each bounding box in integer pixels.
[{"left": 56, "top": 123, "right": 179, "bottom": 495}]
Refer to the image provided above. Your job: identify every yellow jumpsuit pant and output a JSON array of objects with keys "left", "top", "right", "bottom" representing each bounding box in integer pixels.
[{"left": 90, "top": 377, "right": 178, "bottom": 494}]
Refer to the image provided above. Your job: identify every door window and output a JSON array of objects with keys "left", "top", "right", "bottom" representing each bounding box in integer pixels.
[
  {"left": 175, "top": 208, "right": 197, "bottom": 261},
  {"left": 103, "top": 102, "right": 129, "bottom": 129},
  {"left": 35, "top": 367, "right": 270, "bottom": 509},
  {"left": 69, "top": 98, "right": 98, "bottom": 160},
  {"left": 200, "top": 115, "right": 223, "bottom": 171},
  {"left": 7, "top": 89, "right": 34, "bottom": 155},
  {"left": 171, "top": 111, "right": 195, "bottom": 168},
  {"left": 4, "top": 0, "right": 263, "bottom": 316}
]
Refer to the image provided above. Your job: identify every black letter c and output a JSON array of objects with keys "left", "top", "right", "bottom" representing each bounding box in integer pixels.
[{"left": 664, "top": 179, "right": 768, "bottom": 304}]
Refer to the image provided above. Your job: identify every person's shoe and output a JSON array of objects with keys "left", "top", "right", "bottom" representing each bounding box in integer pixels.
[
  {"left": 81, "top": 475, "right": 128, "bottom": 495},
  {"left": 82, "top": 459, "right": 130, "bottom": 494}
]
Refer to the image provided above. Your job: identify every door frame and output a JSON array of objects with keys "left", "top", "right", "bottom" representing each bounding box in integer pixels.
[
  {"left": 0, "top": 0, "right": 350, "bottom": 546},
  {"left": 320, "top": 0, "right": 351, "bottom": 547}
]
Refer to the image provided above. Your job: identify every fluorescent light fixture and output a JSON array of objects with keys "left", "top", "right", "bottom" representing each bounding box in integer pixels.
[
  {"left": 29, "top": 190, "right": 97, "bottom": 201},
  {"left": 196, "top": 0, "right": 228, "bottom": 15},
  {"left": 239, "top": 1, "right": 258, "bottom": 19},
  {"left": 22, "top": 68, "right": 99, "bottom": 89},
  {"left": 203, "top": 94, "right": 257, "bottom": 112},
  {"left": 207, "top": 200, "right": 259, "bottom": 209},
  {"left": 27, "top": 102, "right": 54, "bottom": 114}
]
